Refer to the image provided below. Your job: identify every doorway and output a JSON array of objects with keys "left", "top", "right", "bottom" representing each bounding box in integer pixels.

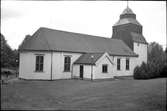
[{"left": 80, "top": 65, "right": 84, "bottom": 79}]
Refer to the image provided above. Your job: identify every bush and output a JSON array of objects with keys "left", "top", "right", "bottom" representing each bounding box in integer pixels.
[
  {"left": 160, "top": 63, "right": 167, "bottom": 77},
  {"left": 134, "top": 62, "right": 150, "bottom": 79},
  {"left": 135, "top": 42, "right": 167, "bottom": 79},
  {"left": 134, "top": 61, "right": 167, "bottom": 79}
]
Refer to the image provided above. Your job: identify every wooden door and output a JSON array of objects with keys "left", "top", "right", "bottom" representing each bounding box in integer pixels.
[{"left": 80, "top": 65, "right": 84, "bottom": 79}]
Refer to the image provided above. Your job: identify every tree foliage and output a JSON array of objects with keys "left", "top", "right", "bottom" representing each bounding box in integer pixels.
[
  {"left": 148, "top": 42, "right": 166, "bottom": 63},
  {"left": 134, "top": 42, "right": 167, "bottom": 79},
  {"left": 1, "top": 33, "right": 19, "bottom": 68}
]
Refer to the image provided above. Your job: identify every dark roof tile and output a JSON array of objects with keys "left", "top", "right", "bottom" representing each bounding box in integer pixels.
[{"left": 74, "top": 53, "right": 104, "bottom": 65}]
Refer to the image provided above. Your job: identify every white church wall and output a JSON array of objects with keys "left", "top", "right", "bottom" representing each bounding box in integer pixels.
[
  {"left": 19, "top": 51, "right": 82, "bottom": 80},
  {"left": 93, "top": 53, "right": 114, "bottom": 79},
  {"left": 19, "top": 51, "right": 139, "bottom": 80},
  {"left": 19, "top": 51, "right": 51, "bottom": 80},
  {"left": 72, "top": 65, "right": 80, "bottom": 78},
  {"left": 83, "top": 65, "right": 92, "bottom": 79},
  {"left": 72, "top": 53, "right": 114, "bottom": 80},
  {"left": 133, "top": 42, "right": 148, "bottom": 66},
  {"left": 111, "top": 56, "right": 137, "bottom": 76},
  {"left": 51, "top": 52, "right": 82, "bottom": 79}
]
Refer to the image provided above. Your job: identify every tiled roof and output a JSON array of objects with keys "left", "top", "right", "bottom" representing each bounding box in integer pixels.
[
  {"left": 74, "top": 53, "right": 104, "bottom": 65},
  {"left": 19, "top": 27, "right": 138, "bottom": 57}
]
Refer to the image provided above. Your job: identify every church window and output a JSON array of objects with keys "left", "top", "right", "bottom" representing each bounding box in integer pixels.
[
  {"left": 102, "top": 64, "right": 108, "bottom": 73},
  {"left": 126, "top": 58, "right": 130, "bottom": 70},
  {"left": 117, "top": 58, "right": 121, "bottom": 70},
  {"left": 35, "top": 55, "right": 44, "bottom": 72},
  {"left": 64, "top": 56, "right": 71, "bottom": 72}
]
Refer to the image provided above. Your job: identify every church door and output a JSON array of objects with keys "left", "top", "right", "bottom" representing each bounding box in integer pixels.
[{"left": 80, "top": 65, "right": 84, "bottom": 79}]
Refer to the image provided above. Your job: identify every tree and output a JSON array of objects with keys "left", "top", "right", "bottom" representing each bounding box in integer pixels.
[
  {"left": 160, "top": 47, "right": 167, "bottom": 77},
  {"left": 148, "top": 42, "right": 165, "bottom": 62},
  {"left": 12, "top": 49, "right": 19, "bottom": 68},
  {"left": 1, "top": 33, "right": 19, "bottom": 68},
  {"left": 134, "top": 42, "right": 167, "bottom": 79},
  {"left": 148, "top": 42, "right": 166, "bottom": 73}
]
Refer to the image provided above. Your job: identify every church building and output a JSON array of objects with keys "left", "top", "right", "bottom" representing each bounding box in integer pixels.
[{"left": 19, "top": 7, "right": 148, "bottom": 80}]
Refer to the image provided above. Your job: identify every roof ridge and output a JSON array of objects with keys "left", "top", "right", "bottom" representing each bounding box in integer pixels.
[
  {"left": 85, "top": 52, "right": 105, "bottom": 54},
  {"left": 38, "top": 27, "right": 121, "bottom": 41}
]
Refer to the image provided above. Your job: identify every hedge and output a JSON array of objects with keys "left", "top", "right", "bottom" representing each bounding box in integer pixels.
[{"left": 134, "top": 61, "right": 167, "bottom": 79}]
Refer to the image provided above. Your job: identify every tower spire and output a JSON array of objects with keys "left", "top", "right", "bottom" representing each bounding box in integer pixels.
[{"left": 127, "top": 0, "right": 129, "bottom": 8}]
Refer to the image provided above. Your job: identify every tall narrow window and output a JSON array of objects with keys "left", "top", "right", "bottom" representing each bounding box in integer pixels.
[
  {"left": 35, "top": 55, "right": 44, "bottom": 72},
  {"left": 102, "top": 64, "right": 108, "bottom": 73},
  {"left": 126, "top": 58, "right": 130, "bottom": 70},
  {"left": 117, "top": 58, "right": 121, "bottom": 70},
  {"left": 64, "top": 56, "right": 71, "bottom": 72}
]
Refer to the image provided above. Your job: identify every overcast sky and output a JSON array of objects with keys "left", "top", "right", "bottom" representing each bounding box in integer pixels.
[{"left": 1, "top": 1, "right": 166, "bottom": 50}]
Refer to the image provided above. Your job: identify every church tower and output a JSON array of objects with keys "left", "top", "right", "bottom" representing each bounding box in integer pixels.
[{"left": 112, "top": 6, "right": 148, "bottom": 65}]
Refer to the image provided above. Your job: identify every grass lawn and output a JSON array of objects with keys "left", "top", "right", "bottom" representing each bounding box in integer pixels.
[{"left": 1, "top": 78, "right": 166, "bottom": 111}]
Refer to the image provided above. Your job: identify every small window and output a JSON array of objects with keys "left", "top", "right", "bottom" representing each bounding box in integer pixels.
[
  {"left": 102, "top": 64, "right": 108, "bottom": 73},
  {"left": 35, "top": 55, "right": 44, "bottom": 72},
  {"left": 117, "top": 58, "right": 121, "bottom": 70},
  {"left": 126, "top": 58, "right": 130, "bottom": 70},
  {"left": 64, "top": 56, "right": 71, "bottom": 72}
]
